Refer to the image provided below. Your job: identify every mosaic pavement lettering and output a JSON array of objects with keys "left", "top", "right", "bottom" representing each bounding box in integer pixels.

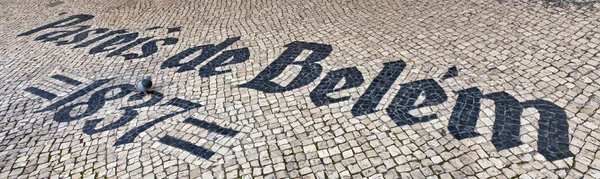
[{"left": 0, "top": 0, "right": 599, "bottom": 178}]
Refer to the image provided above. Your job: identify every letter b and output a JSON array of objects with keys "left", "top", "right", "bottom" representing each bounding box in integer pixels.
[{"left": 239, "top": 41, "right": 332, "bottom": 93}]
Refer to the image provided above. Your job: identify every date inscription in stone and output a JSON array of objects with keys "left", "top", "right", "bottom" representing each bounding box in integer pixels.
[{"left": 20, "top": 14, "right": 574, "bottom": 162}]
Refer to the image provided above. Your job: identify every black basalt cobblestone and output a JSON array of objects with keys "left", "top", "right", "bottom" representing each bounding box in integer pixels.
[{"left": 1, "top": 0, "right": 599, "bottom": 178}]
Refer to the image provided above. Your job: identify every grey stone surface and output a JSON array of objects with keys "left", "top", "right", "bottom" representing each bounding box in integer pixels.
[{"left": 0, "top": 0, "right": 599, "bottom": 178}]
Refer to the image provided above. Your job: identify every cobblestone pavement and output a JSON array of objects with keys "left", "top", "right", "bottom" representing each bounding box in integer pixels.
[{"left": 0, "top": 0, "right": 599, "bottom": 178}]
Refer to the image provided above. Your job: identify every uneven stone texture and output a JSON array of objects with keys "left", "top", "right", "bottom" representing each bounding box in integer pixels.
[{"left": 0, "top": 0, "right": 599, "bottom": 178}]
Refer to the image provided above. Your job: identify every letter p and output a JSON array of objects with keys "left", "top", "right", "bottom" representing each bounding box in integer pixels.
[{"left": 18, "top": 14, "right": 94, "bottom": 37}]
